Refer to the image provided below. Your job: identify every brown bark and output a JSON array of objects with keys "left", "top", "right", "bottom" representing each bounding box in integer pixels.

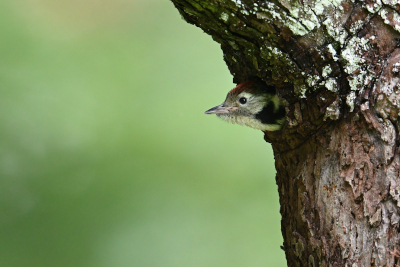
[{"left": 171, "top": 0, "right": 400, "bottom": 266}]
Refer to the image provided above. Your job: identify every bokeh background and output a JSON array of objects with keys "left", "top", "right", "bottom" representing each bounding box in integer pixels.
[{"left": 0, "top": 0, "right": 286, "bottom": 266}]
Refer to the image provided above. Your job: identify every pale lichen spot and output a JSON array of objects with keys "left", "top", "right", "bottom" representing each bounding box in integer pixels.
[
  {"left": 349, "top": 19, "right": 366, "bottom": 34},
  {"left": 286, "top": 17, "right": 309, "bottom": 35},
  {"left": 342, "top": 37, "right": 369, "bottom": 74},
  {"left": 306, "top": 75, "right": 321, "bottom": 88},
  {"left": 346, "top": 91, "right": 356, "bottom": 112},
  {"left": 348, "top": 71, "right": 367, "bottom": 92},
  {"left": 323, "top": 18, "right": 348, "bottom": 45},
  {"left": 232, "top": 0, "right": 243, "bottom": 7},
  {"left": 294, "top": 84, "right": 308, "bottom": 98},
  {"left": 365, "top": 0, "right": 382, "bottom": 13},
  {"left": 322, "top": 65, "right": 332, "bottom": 78},
  {"left": 313, "top": 2, "right": 325, "bottom": 15},
  {"left": 392, "top": 62, "right": 400, "bottom": 73},
  {"left": 379, "top": 8, "right": 390, "bottom": 24},
  {"left": 324, "top": 78, "right": 338, "bottom": 92},
  {"left": 324, "top": 100, "right": 340, "bottom": 121},
  {"left": 220, "top": 12, "right": 229, "bottom": 22},
  {"left": 302, "top": 18, "right": 318, "bottom": 31}
]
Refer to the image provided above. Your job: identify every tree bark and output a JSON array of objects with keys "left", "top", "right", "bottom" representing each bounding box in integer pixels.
[{"left": 170, "top": 0, "right": 400, "bottom": 266}]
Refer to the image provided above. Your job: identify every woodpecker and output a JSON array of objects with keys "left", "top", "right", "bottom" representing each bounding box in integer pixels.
[{"left": 204, "top": 81, "right": 286, "bottom": 131}]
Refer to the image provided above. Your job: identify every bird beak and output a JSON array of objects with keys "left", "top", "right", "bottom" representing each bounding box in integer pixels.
[{"left": 204, "top": 103, "right": 237, "bottom": 114}]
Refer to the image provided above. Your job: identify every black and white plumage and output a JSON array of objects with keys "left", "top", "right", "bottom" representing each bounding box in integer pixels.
[{"left": 204, "top": 81, "right": 285, "bottom": 131}]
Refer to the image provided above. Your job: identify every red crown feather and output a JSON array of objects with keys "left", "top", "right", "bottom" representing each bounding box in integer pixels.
[{"left": 228, "top": 81, "right": 256, "bottom": 96}]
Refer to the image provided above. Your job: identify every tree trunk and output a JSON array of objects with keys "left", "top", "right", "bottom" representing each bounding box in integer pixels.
[{"left": 170, "top": 0, "right": 400, "bottom": 266}]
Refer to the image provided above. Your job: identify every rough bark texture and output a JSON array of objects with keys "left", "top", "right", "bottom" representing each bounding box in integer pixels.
[{"left": 170, "top": 0, "right": 400, "bottom": 266}]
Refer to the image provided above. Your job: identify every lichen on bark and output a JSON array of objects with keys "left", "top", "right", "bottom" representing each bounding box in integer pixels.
[{"left": 171, "top": 0, "right": 400, "bottom": 266}]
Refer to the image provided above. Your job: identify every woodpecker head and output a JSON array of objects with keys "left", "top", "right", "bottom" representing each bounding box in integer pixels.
[{"left": 204, "top": 81, "right": 286, "bottom": 131}]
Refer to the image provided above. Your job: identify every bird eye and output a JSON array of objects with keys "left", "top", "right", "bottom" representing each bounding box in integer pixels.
[{"left": 239, "top": 97, "right": 247, "bottom": 104}]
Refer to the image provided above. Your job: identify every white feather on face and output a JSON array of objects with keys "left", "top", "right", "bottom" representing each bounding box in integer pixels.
[
  {"left": 204, "top": 81, "right": 285, "bottom": 131},
  {"left": 216, "top": 91, "right": 283, "bottom": 131}
]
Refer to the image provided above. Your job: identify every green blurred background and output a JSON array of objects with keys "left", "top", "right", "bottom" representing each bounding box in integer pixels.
[{"left": 0, "top": 0, "right": 285, "bottom": 266}]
